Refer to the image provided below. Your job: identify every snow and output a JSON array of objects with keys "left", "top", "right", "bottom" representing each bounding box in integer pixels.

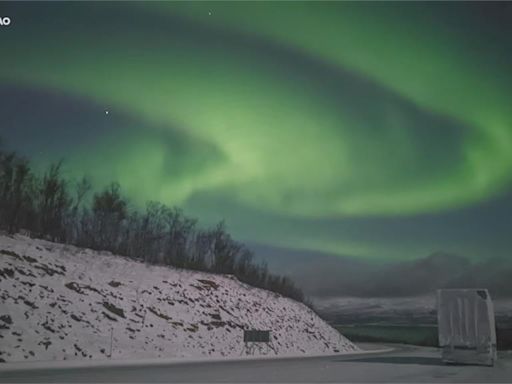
[{"left": 0, "top": 234, "right": 358, "bottom": 363}]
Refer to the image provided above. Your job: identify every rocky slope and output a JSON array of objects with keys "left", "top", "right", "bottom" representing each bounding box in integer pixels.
[{"left": 0, "top": 234, "right": 357, "bottom": 362}]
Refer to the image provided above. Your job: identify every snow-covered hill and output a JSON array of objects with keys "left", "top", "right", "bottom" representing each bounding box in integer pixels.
[{"left": 0, "top": 234, "right": 357, "bottom": 362}]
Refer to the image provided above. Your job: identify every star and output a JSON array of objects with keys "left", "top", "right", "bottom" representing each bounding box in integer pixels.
[{"left": 105, "top": 110, "right": 109, "bottom": 115}]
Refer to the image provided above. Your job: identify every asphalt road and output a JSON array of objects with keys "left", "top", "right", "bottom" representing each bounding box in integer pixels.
[{"left": 1, "top": 344, "right": 512, "bottom": 383}]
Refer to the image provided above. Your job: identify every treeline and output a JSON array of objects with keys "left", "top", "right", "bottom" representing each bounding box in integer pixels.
[{"left": 0, "top": 146, "right": 307, "bottom": 304}]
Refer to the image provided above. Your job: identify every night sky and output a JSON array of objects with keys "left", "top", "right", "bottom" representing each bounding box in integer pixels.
[{"left": 1, "top": 2, "right": 512, "bottom": 296}]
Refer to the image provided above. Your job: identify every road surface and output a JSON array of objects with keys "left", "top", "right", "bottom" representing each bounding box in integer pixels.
[{"left": 1, "top": 344, "right": 512, "bottom": 382}]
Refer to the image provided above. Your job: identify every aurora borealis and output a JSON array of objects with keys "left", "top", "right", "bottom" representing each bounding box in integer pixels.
[{"left": 1, "top": 2, "right": 512, "bottom": 267}]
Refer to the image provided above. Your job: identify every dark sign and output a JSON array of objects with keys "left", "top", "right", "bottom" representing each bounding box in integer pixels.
[{"left": 243, "top": 330, "right": 271, "bottom": 343}]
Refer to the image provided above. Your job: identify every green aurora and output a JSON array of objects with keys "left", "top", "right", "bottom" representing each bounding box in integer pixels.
[{"left": 1, "top": 2, "right": 511, "bottom": 260}]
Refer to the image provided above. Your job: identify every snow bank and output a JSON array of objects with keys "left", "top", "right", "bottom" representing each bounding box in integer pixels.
[{"left": 0, "top": 234, "right": 357, "bottom": 362}]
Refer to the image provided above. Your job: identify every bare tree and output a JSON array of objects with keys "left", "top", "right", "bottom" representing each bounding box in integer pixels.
[
  {"left": 0, "top": 141, "right": 308, "bottom": 305},
  {"left": 0, "top": 153, "right": 34, "bottom": 234},
  {"left": 209, "top": 221, "right": 241, "bottom": 274},
  {"left": 91, "top": 182, "right": 127, "bottom": 252},
  {"left": 66, "top": 177, "right": 92, "bottom": 243},
  {"left": 37, "top": 162, "right": 71, "bottom": 241}
]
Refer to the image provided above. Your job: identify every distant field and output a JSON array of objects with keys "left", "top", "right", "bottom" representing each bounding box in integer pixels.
[
  {"left": 335, "top": 325, "right": 438, "bottom": 347},
  {"left": 335, "top": 325, "right": 512, "bottom": 350}
]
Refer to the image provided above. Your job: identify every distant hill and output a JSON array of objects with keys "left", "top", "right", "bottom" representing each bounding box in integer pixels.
[
  {"left": 253, "top": 244, "right": 512, "bottom": 299},
  {"left": 0, "top": 234, "right": 357, "bottom": 362}
]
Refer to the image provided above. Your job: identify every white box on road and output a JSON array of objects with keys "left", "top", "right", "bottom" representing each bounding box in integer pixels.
[{"left": 437, "top": 289, "right": 497, "bottom": 366}]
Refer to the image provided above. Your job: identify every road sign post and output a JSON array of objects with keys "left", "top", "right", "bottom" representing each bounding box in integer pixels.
[{"left": 242, "top": 330, "right": 276, "bottom": 355}]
